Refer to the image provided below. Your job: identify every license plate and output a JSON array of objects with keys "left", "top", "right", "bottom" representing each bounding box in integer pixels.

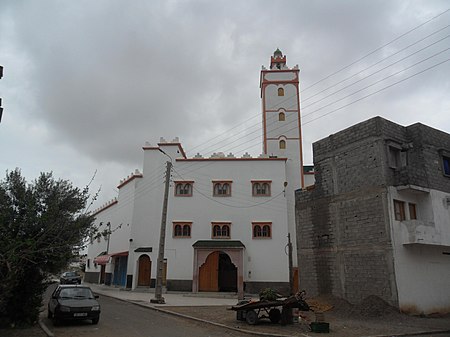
[{"left": 74, "top": 313, "right": 88, "bottom": 317}]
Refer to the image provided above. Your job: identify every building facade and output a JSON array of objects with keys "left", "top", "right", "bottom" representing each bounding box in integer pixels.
[
  {"left": 85, "top": 50, "right": 314, "bottom": 297},
  {"left": 295, "top": 116, "right": 450, "bottom": 315}
]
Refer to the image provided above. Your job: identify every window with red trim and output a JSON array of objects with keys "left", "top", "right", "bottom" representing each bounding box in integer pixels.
[
  {"left": 252, "top": 222, "right": 272, "bottom": 239},
  {"left": 175, "top": 182, "right": 193, "bottom": 197},
  {"left": 213, "top": 181, "right": 232, "bottom": 197},
  {"left": 173, "top": 222, "right": 192, "bottom": 238},
  {"left": 252, "top": 181, "right": 271, "bottom": 196},
  {"left": 212, "top": 223, "right": 230, "bottom": 239}
]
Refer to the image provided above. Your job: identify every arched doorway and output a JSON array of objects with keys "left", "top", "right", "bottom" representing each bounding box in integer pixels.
[
  {"left": 199, "top": 251, "right": 237, "bottom": 292},
  {"left": 137, "top": 255, "right": 151, "bottom": 286}
]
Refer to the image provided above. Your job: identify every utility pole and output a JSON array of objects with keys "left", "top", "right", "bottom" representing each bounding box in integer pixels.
[
  {"left": 287, "top": 233, "right": 294, "bottom": 295},
  {"left": 151, "top": 159, "right": 172, "bottom": 304}
]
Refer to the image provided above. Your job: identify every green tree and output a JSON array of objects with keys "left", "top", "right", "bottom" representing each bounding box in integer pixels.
[{"left": 0, "top": 169, "right": 95, "bottom": 327}]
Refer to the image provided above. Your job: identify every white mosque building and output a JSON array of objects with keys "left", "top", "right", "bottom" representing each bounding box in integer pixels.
[{"left": 85, "top": 49, "right": 314, "bottom": 298}]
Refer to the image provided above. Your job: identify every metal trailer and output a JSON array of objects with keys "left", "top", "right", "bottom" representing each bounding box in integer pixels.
[{"left": 230, "top": 293, "right": 310, "bottom": 325}]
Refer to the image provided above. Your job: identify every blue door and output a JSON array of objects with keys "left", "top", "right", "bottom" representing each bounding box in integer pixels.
[{"left": 113, "top": 256, "right": 128, "bottom": 286}]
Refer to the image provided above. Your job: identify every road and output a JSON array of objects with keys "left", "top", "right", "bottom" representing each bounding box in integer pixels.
[{"left": 42, "top": 285, "right": 250, "bottom": 337}]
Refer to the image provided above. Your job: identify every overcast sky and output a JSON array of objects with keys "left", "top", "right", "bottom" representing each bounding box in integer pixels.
[{"left": 1, "top": 0, "right": 449, "bottom": 210}]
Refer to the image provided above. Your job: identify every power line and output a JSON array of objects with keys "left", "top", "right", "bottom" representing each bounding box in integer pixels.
[{"left": 301, "top": 8, "right": 450, "bottom": 92}]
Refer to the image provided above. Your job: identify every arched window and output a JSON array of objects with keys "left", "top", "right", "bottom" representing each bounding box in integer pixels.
[
  {"left": 253, "top": 225, "right": 262, "bottom": 237},
  {"left": 182, "top": 224, "right": 191, "bottom": 237},
  {"left": 253, "top": 183, "right": 260, "bottom": 195},
  {"left": 252, "top": 181, "right": 271, "bottom": 196},
  {"left": 279, "top": 112, "right": 285, "bottom": 121},
  {"left": 212, "top": 223, "right": 231, "bottom": 238},
  {"left": 213, "top": 182, "right": 232, "bottom": 196},
  {"left": 175, "top": 182, "right": 193, "bottom": 196},
  {"left": 213, "top": 225, "right": 221, "bottom": 237},
  {"left": 173, "top": 222, "right": 192, "bottom": 237},
  {"left": 174, "top": 224, "right": 182, "bottom": 237},
  {"left": 252, "top": 222, "right": 272, "bottom": 239},
  {"left": 278, "top": 87, "right": 284, "bottom": 96},
  {"left": 262, "top": 225, "right": 271, "bottom": 237},
  {"left": 279, "top": 139, "right": 286, "bottom": 149},
  {"left": 222, "top": 225, "right": 230, "bottom": 237}
]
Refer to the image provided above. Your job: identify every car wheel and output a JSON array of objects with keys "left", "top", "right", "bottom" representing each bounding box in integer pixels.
[
  {"left": 52, "top": 317, "right": 60, "bottom": 326},
  {"left": 92, "top": 317, "right": 99, "bottom": 325}
]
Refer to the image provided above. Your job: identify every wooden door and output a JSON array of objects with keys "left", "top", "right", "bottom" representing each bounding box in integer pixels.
[
  {"left": 199, "top": 251, "right": 219, "bottom": 292},
  {"left": 293, "top": 267, "right": 299, "bottom": 293},
  {"left": 137, "top": 255, "right": 151, "bottom": 286}
]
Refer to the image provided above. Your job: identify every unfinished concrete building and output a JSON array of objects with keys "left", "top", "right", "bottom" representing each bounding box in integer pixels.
[{"left": 295, "top": 116, "right": 450, "bottom": 315}]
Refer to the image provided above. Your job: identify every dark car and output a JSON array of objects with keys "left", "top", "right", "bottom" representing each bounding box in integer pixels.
[
  {"left": 47, "top": 285, "right": 101, "bottom": 325},
  {"left": 60, "top": 271, "right": 81, "bottom": 284}
]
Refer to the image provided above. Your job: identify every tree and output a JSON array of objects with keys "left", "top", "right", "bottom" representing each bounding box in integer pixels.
[{"left": 0, "top": 169, "right": 95, "bottom": 327}]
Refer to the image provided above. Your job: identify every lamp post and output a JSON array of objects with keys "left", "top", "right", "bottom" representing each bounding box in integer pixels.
[{"left": 151, "top": 149, "right": 172, "bottom": 304}]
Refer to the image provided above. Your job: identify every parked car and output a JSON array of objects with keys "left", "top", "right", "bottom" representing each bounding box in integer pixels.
[
  {"left": 47, "top": 285, "right": 100, "bottom": 325},
  {"left": 60, "top": 271, "right": 81, "bottom": 284}
]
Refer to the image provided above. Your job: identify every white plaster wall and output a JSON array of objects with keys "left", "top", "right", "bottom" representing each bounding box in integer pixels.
[
  {"left": 264, "top": 72, "right": 296, "bottom": 81},
  {"left": 264, "top": 84, "right": 298, "bottom": 111},
  {"left": 266, "top": 110, "right": 300, "bottom": 139},
  {"left": 86, "top": 204, "right": 117, "bottom": 274},
  {"left": 303, "top": 173, "right": 315, "bottom": 187},
  {"left": 127, "top": 144, "right": 188, "bottom": 287},
  {"left": 388, "top": 186, "right": 450, "bottom": 314},
  {"left": 166, "top": 158, "right": 290, "bottom": 283}
]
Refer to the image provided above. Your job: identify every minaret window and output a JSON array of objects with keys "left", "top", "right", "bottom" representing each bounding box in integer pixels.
[
  {"left": 279, "top": 112, "right": 285, "bottom": 121},
  {"left": 279, "top": 140, "right": 286, "bottom": 149},
  {"left": 278, "top": 87, "right": 284, "bottom": 96}
]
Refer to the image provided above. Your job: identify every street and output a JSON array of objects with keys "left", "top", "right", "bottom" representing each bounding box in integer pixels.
[{"left": 42, "top": 285, "right": 250, "bottom": 337}]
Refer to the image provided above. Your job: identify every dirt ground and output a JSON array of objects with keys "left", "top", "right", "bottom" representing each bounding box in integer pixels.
[{"left": 165, "top": 295, "right": 450, "bottom": 337}]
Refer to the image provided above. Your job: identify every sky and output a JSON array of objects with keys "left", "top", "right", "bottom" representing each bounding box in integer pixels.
[{"left": 1, "top": 0, "right": 449, "bottom": 210}]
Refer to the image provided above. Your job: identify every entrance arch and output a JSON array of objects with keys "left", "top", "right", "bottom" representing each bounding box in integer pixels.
[
  {"left": 137, "top": 254, "right": 151, "bottom": 286},
  {"left": 198, "top": 251, "right": 237, "bottom": 292}
]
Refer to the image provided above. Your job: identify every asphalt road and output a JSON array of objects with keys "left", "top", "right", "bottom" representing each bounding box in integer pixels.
[{"left": 42, "top": 285, "right": 250, "bottom": 337}]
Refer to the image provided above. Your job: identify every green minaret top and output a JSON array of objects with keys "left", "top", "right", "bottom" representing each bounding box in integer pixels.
[{"left": 273, "top": 48, "right": 283, "bottom": 57}]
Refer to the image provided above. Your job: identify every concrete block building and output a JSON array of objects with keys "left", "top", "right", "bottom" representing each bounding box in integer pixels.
[
  {"left": 295, "top": 116, "right": 450, "bottom": 315},
  {"left": 85, "top": 50, "right": 315, "bottom": 297}
]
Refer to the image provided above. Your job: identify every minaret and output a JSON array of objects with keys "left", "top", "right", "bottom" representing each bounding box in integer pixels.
[
  {"left": 260, "top": 49, "right": 304, "bottom": 189},
  {"left": 260, "top": 49, "right": 304, "bottom": 280}
]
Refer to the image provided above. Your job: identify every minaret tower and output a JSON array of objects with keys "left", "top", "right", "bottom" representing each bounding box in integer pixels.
[
  {"left": 260, "top": 49, "right": 304, "bottom": 189},
  {"left": 260, "top": 49, "right": 304, "bottom": 280}
]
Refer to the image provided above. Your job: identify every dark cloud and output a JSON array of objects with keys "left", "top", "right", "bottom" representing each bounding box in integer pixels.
[{"left": 1, "top": 0, "right": 449, "bottom": 205}]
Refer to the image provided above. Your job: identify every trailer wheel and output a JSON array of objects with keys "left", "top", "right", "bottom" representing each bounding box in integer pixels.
[
  {"left": 269, "top": 308, "right": 281, "bottom": 323},
  {"left": 245, "top": 310, "right": 258, "bottom": 325}
]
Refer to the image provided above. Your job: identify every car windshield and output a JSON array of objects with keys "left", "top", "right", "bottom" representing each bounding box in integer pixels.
[
  {"left": 64, "top": 272, "right": 78, "bottom": 277},
  {"left": 59, "top": 288, "right": 94, "bottom": 299}
]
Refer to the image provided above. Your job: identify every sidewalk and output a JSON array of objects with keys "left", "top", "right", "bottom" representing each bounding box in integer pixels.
[{"left": 86, "top": 283, "right": 450, "bottom": 337}]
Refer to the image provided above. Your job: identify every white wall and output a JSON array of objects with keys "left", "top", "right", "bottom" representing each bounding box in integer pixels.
[{"left": 388, "top": 186, "right": 450, "bottom": 314}]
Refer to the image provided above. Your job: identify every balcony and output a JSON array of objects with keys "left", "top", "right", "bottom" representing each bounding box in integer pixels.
[{"left": 402, "top": 220, "right": 449, "bottom": 246}]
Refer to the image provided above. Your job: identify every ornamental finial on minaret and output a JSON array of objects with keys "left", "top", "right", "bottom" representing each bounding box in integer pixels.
[{"left": 270, "top": 48, "right": 287, "bottom": 70}]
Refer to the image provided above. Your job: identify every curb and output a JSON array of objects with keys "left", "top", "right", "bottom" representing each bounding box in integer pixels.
[{"left": 38, "top": 318, "right": 54, "bottom": 337}]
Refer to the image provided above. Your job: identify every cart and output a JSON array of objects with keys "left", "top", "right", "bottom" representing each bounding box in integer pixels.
[{"left": 230, "top": 293, "right": 310, "bottom": 325}]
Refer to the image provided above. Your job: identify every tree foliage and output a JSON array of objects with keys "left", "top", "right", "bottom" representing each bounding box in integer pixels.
[{"left": 0, "top": 169, "right": 95, "bottom": 327}]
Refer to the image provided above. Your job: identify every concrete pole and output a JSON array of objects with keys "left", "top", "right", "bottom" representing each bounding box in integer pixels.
[
  {"left": 288, "top": 233, "right": 294, "bottom": 295},
  {"left": 151, "top": 160, "right": 172, "bottom": 304}
]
